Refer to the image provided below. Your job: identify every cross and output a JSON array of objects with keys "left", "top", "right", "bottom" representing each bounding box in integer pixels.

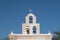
[{"left": 29, "top": 8, "right": 32, "bottom": 13}]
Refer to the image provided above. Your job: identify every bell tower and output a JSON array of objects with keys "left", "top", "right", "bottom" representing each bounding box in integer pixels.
[{"left": 22, "top": 9, "right": 40, "bottom": 34}]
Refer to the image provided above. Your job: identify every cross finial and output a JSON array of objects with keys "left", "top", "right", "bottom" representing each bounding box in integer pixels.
[{"left": 29, "top": 8, "right": 32, "bottom": 13}]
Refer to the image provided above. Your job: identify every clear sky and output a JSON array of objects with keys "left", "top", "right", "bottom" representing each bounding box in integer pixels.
[{"left": 0, "top": 0, "right": 60, "bottom": 39}]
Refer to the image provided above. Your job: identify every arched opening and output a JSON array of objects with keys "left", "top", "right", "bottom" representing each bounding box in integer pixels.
[
  {"left": 26, "top": 29, "right": 29, "bottom": 34},
  {"left": 33, "top": 26, "right": 36, "bottom": 34},
  {"left": 29, "top": 16, "right": 33, "bottom": 23},
  {"left": 25, "top": 26, "right": 30, "bottom": 34}
]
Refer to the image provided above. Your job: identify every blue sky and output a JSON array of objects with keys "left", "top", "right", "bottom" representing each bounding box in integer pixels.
[{"left": 0, "top": 0, "right": 60, "bottom": 39}]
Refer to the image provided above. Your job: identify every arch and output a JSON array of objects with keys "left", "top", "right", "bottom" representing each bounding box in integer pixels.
[
  {"left": 33, "top": 26, "right": 36, "bottom": 34},
  {"left": 29, "top": 16, "right": 33, "bottom": 23},
  {"left": 25, "top": 26, "right": 30, "bottom": 34}
]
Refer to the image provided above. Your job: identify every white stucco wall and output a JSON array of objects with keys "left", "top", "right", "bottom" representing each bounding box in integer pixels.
[{"left": 9, "top": 13, "right": 52, "bottom": 40}]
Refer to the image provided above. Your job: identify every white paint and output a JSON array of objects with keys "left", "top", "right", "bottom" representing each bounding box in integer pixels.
[{"left": 9, "top": 10, "right": 52, "bottom": 40}]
